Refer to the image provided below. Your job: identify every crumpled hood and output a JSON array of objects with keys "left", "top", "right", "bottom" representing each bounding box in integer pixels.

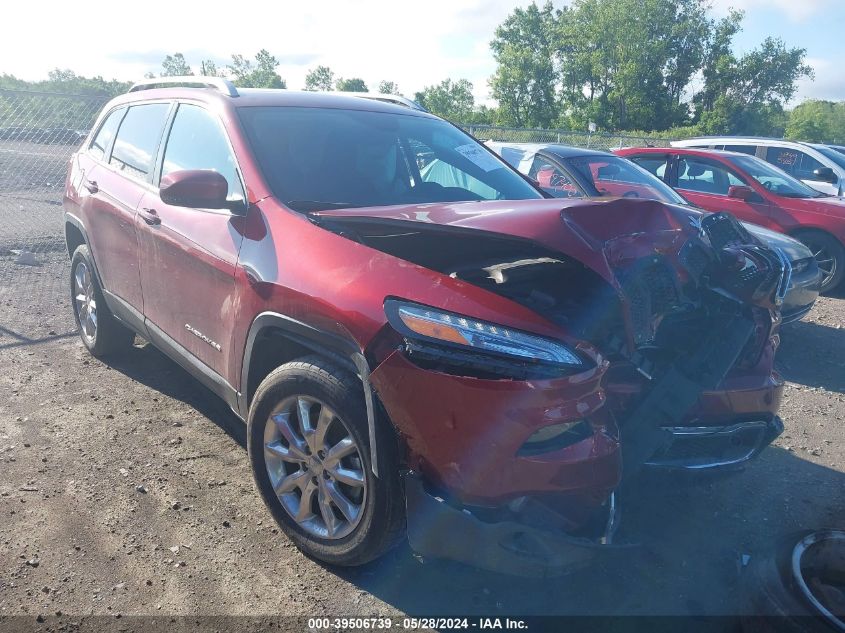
[{"left": 314, "top": 197, "right": 705, "bottom": 288}]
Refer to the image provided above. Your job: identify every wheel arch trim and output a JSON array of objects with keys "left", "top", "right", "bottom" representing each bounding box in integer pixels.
[
  {"left": 239, "top": 312, "right": 382, "bottom": 477},
  {"left": 64, "top": 212, "right": 106, "bottom": 290}
]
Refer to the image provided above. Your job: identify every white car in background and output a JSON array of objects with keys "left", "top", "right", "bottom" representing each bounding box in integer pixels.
[{"left": 671, "top": 137, "right": 845, "bottom": 197}]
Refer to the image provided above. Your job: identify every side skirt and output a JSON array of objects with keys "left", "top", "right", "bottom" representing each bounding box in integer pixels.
[
  {"left": 144, "top": 320, "right": 243, "bottom": 419},
  {"left": 102, "top": 290, "right": 242, "bottom": 421}
]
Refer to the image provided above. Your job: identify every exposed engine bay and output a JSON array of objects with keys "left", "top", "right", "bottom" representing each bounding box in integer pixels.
[
  {"left": 316, "top": 208, "right": 789, "bottom": 383},
  {"left": 318, "top": 203, "right": 788, "bottom": 467}
]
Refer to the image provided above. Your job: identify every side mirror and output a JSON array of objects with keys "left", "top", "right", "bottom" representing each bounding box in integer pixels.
[
  {"left": 727, "top": 185, "right": 755, "bottom": 201},
  {"left": 813, "top": 167, "right": 838, "bottom": 184},
  {"left": 160, "top": 170, "right": 245, "bottom": 212}
]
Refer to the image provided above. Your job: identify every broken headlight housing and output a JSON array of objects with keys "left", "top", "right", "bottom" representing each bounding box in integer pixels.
[{"left": 385, "top": 299, "right": 587, "bottom": 379}]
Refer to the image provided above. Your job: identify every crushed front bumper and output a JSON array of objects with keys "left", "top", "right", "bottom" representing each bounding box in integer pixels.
[{"left": 403, "top": 471, "right": 624, "bottom": 577}]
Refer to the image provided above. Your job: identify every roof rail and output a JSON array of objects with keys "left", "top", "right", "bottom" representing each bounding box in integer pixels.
[
  {"left": 128, "top": 76, "right": 239, "bottom": 97},
  {"left": 332, "top": 91, "right": 427, "bottom": 112}
]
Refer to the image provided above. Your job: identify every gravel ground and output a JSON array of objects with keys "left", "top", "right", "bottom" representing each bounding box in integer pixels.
[{"left": 0, "top": 246, "right": 843, "bottom": 630}]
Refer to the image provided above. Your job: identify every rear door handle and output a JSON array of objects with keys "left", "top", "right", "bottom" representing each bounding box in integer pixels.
[
  {"left": 83, "top": 178, "right": 98, "bottom": 194},
  {"left": 139, "top": 207, "right": 161, "bottom": 226}
]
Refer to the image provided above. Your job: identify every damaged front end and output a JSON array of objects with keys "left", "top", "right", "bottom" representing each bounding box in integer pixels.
[{"left": 315, "top": 199, "right": 789, "bottom": 574}]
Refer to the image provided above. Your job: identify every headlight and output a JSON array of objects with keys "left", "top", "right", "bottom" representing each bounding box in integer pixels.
[{"left": 384, "top": 299, "right": 586, "bottom": 377}]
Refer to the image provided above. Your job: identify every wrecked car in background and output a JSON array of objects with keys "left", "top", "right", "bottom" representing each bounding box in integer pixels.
[
  {"left": 64, "top": 77, "right": 790, "bottom": 575},
  {"left": 484, "top": 141, "right": 820, "bottom": 324}
]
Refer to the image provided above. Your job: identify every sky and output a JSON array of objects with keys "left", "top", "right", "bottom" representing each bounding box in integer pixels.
[{"left": 2, "top": 0, "right": 844, "bottom": 106}]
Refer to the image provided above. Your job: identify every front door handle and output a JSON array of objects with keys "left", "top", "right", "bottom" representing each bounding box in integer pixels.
[
  {"left": 83, "top": 178, "right": 98, "bottom": 194},
  {"left": 139, "top": 207, "right": 161, "bottom": 226}
]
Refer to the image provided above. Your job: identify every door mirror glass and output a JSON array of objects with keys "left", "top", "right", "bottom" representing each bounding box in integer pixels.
[
  {"left": 160, "top": 170, "right": 239, "bottom": 210},
  {"left": 727, "top": 185, "right": 755, "bottom": 201},
  {"left": 813, "top": 167, "right": 838, "bottom": 184}
]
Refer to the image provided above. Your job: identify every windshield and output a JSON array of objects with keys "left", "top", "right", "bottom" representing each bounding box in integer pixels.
[
  {"left": 237, "top": 106, "right": 542, "bottom": 211},
  {"left": 565, "top": 155, "right": 690, "bottom": 205},
  {"left": 814, "top": 145, "right": 845, "bottom": 170},
  {"left": 729, "top": 154, "right": 824, "bottom": 198}
]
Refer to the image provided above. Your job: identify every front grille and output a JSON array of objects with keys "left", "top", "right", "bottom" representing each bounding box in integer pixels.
[{"left": 622, "top": 258, "right": 680, "bottom": 346}]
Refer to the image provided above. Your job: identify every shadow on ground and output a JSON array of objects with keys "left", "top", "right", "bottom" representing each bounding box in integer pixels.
[
  {"left": 95, "top": 317, "right": 844, "bottom": 619},
  {"left": 778, "top": 318, "right": 845, "bottom": 393},
  {"left": 105, "top": 340, "right": 246, "bottom": 449}
]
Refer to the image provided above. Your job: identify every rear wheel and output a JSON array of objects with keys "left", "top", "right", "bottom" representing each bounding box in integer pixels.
[
  {"left": 70, "top": 245, "right": 134, "bottom": 357},
  {"left": 247, "top": 356, "right": 405, "bottom": 566},
  {"left": 794, "top": 230, "right": 844, "bottom": 293}
]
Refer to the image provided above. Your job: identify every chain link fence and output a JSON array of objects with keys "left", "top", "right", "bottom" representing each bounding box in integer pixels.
[
  {"left": 0, "top": 89, "right": 108, "bottom": 255},
  {"left": 460, "top": 124, "right": 676, "bottom": 151},
  {"left": 0, "top": 90, "right": 108, "bottom": 310}
]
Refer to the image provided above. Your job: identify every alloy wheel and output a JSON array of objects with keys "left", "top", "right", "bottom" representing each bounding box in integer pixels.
[
  {"left": 73, "top": 261, "right": 97, "bottom": 342},
  {"left": 263, "top": 396, "right": 367, "bottom": 540},
  {"left": 809, "top": 243, "right": 837, "bottom": 287},
  {"left": 799, "top": 234, "right": 838, "bottom": 289}
]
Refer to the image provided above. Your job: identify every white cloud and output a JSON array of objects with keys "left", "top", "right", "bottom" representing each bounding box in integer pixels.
[
  {"left": 795, "top": 57, "right": 845, "bottom": 103},
  {"left": 0, "top": 0, "right": 536, "bottom": 103},
  {"left": 710, "top": 0, "right": 832, "bottom": 21},
  {"left": 4, "top": 0, "right": 836, "bottom": 108}
]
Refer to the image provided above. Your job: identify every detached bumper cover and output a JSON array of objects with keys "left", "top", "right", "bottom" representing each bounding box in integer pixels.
[{"left": 403, "top": 471, "right": 623, "bottom": 576}]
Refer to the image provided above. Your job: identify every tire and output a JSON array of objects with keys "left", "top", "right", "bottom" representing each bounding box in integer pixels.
[
  {"left": 247, "top": 356, "right": 405, "bottom": 566},
  {"left": 70, "top": 245, "right": 135, "bottom": 357},
  {"left": 741, "top": 530, "right": 843, "bottom": 633},
  {"left": 794, "top": 230, "right": 845, "bottom": 294}
]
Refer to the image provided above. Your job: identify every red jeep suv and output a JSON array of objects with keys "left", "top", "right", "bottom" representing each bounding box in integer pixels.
[{"left": 64, "top": 77, "right": 789, "bottom": 575}]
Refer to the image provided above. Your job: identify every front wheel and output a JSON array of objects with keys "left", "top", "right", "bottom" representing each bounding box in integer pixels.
[
  {"left": 794, "top": 230, "right": 844, "bottom": 293},
  {"left": 247, "top": 356, "right": 405, "bottom": 566}
]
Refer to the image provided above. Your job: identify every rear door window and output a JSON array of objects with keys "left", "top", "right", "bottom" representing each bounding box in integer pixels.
[
  {"left": 677, "top": 157, "right": 733, "bottom": 195},
  {"left": 528, "top": 156, "right": 583, "bottom": 198},
  {"left": 723, "top": 144, "right": 757, "bottom": 156},
  {"left": 109, "top": 103, "right": 170, "bottom": 182},
  {"left": 88, "top": 108, "right": 125, "bottom": 161},
  {"left": 630, "top": 155, "right": 669, "bottom": 180}
]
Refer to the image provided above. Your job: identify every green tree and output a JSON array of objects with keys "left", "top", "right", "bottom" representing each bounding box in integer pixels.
[
  {"left": 554, "top": 0, "right": 711, "bottom": 131},
  {"left": 696, "top": 36, "right": 813, "bottom": 135},
  {"left": 415, "top": 79, "right": 475, "bottom": 122},
  {"left": 489, "top": 2, "right": 557, "bottom": 128},
  {"left": 199, "top": 60, "right": 224, "bottom": 77},
  {"left": 377, "top": 80, "right": 399, "bottom": 95},
  {"left": 228, "top": 50, "right": 286, "bottom": 88},
  {"left": 694, "top": 10, "right": 743, "bottom": 116},
  {"left": 786, "top": 101, "right": 845, "bottom": 143},
  {"left": 464, "top": 104, "right": 498, "bottom": 125},
  {"left": 161, "top": 53, "right": 193, "bottom": 77},
  {"left": 336, "top": 77, "right": 368, "bottom": 92},
  {"left": 304, "top": 65, "right": 335, "bottom": 91}
]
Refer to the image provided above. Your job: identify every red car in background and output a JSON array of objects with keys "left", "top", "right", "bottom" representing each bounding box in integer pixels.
[{"left": 616, "top": 147, "right": 845, "bottom": 292}]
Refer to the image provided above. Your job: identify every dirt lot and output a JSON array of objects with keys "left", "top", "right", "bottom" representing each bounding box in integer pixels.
[{"left": 0, "top": 249, "right": 843, "bottom": 629}]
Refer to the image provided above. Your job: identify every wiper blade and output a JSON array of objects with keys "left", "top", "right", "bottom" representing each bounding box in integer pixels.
[{"left": 286, "top": 200, "right": 359, "bottom": 212}]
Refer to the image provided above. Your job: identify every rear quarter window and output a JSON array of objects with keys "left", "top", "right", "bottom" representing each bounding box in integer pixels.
[{"left": 722, "top": 145, "right": 757, "bottom": 156}]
